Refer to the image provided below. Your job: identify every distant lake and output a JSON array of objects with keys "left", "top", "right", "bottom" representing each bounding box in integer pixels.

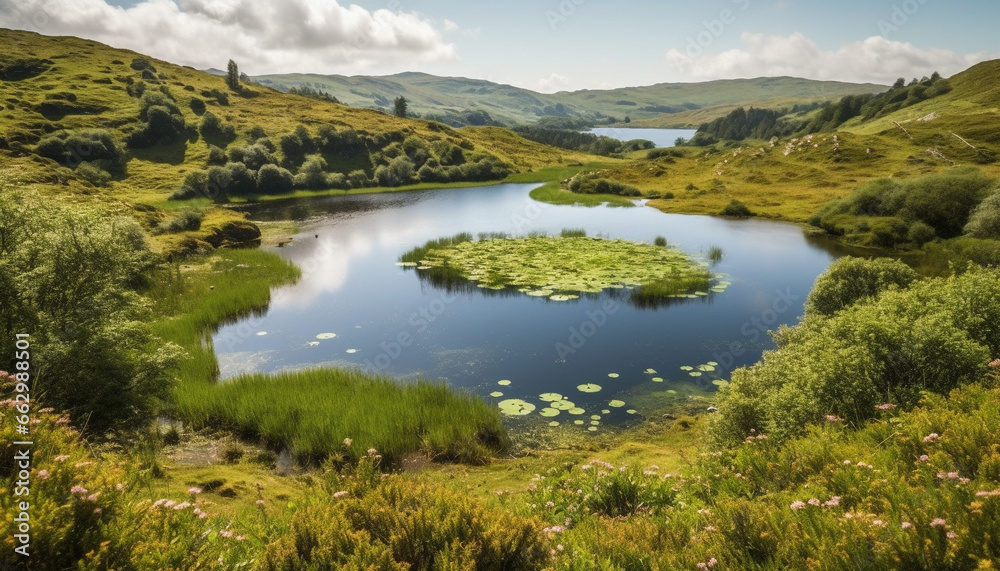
[
  {"left": 585, "top": 128, "right": 697, "bottom": 148},
  {"left": 214, "top": 184, "right": 849, "bottom": 427}
]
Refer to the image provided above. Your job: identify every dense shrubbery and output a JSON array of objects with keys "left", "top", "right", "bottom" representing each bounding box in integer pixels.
[
  {"left": 34, "top": 129, "right": 127, "bottom": 176},
  {"left": 812, "top": 168, "right": 998, "bottom": 247},
  {"left": 965, "top": 191, "right": 1000, "bottom": 239},
  {"left": 0, "top": 189, "right": 180, "bottom": 433},
  {"left": 694, "top": 107, "right": 795, "bottom": 143},
  {"left": 513, "top": 125, "right": 653, "bottom": 156},
  {"left": 805, "top": 256, "right": 918, "bottom": 316},
  {"left": 721, "top": 199, "right": 754, "bottom": 218},
  {"left": 568, "top": 173, "right": 641, "bottom": 196},
  {"left": 712, "top": 261, "right": 1000, "bottom": 446}
]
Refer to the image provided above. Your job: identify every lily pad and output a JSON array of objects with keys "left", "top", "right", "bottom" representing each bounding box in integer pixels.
[
  {"left": 316, "top": 333, "right": 337, "bottom": 340},
  {"left": 539, "top": 393, "right": 564, "bottom": 402},
  {"left": 626, "top": 409, "right": 637, "bottom": 415},
  {"left": 651, "top": 377, "right": 664, "bottom": 383},
  {"left": 568, "top": 407, "right": 586, "bottom": 415},
  {"left": 497, "top": 399, "right": 536, "bottom": 416},
  {"left": 588, "top": 426, "right": 598, "bottom": 432},
  {"left": 497, "top": 380, "right": 511, "bottom": 386},
  {"left": 607, "top": 373, "right": 620, "bottom": 378},
  {"left": 550, "top": 400, "right": 576, "bottom": 411},
  {"left": 345, "top": 349, "right": 358, "bottom": 354},
  {"left": 698, "top": 364, "right": 716, "bottom": 372},
  {"left": 707, "top": 361, "right": 719, "bottom": 366},
  {"left": 608, "top": 400, "right": 626, "bottom": 408},
  {"left": 590, "top": 420, "right": 600, "bottom": 426},
  {"left": 574, "top": 420, "right": 585, "bottom": 425},
  {"left": 306, "top": 341, "right": 320, "bottom": 347},
  {"left": 644, "top": 368, "right": 658, "bottom": 374},
  {"left": 539, "top": 408, "right": 560, "bottom": 417},
  {"left": 712, "top": 379, "right": 730, "bottom": 387},
  {"left": 590, "top": 415, "right": 602, "bottom": 420},
  {"left": 680, "top": 366, "right": 694, "bottom": 371},
  {"left": 548, "top": 421, "right": 560, "bottom": 427},
  {"left": 689, "top": 371, "right": 702, "bottom": 377},
  {"left": 601, "top": 409, "right": 611, "bottom": 414},
  {"left": 489, "top": 391, "right": 504, "bottom": 397},
  {"left": 577, "top": 383, "right": 602, "bottom": 393}
]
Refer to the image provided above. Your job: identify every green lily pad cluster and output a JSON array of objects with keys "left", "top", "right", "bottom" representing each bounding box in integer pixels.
[
  {"left": 402, "top": 235, "right": 717, "bottom": 301},
  {"left": 680, "top": 361, "right": 719, "bottom": 378},
  {"left": 488, "top": 385, "right": 639, "bottom": 430}
]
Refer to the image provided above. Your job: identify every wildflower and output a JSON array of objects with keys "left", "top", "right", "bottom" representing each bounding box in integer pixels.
[
  {"left": 164, "top": 500, "right": 176, "bottom": 508},
  {"left": 152, "top": 499, "right": 169, "bottom": 508},
  {"left": 946, "top": 531, "right": 957, "bottom": 539},
  {"left": 545, "top": 501, "right": 555, "bottom": 509},
  {"left": 86, "top": 493, "right": 100, "bottom": 502},
  {"left": 38, "top": 407, "right": 54, "bottom": 414},
  {"left": 187, "top": 487, "right": 202, "bottom": 495},
  {"left": 527, "top": 483, "right": 538, "bottom": 491},
  {"left": 931, "top": 518, "right": 947, "bottom": 527},
  {"left": 876, "top": 403, "right": 896, "bottom": 411},
  {"left": 790, "top": 500, "right": 806, "bottom": 511},
  {"left": 220, "top": 530, "right": 234, "bottom": 538},
  {"left": 990, "top": 358, "right": 1000, "bottom": 367},
  {"left": 333, "top": 490, "right": 349, "bottom": 499},
  {"left": 923, "top": 433, "right": 940, "bottom": 443},
  {"left": 343, "top": 438, "right": 353, "bottom": 447},
  {"left": 975, "top": 490, "right": 1000, "bottom": 498},
  {"left": 55, "top": 416, "right": 70, "bottom": 425},
  {"left": 643, "top": 470, "right": 658, "bottom": 476},
  {"left": 366, "top": 448, "right": 379, "bottom": 457},
  {"left": 37, "top": 470, "right": 49, "bottom": 480},
  {"left": 959, "top": 478, "right": 971, "bottom": 485},
  {"left": 918, "top": 455, "right": 929, "bottom": 463},
  {"left": 902, "top": 521, "right": 913, "bottom": 529},
  {"left": 704, "top": 525, "right": 717, "bottom": 532},
  {"left": 116, "top": 483, "right": 125, "bottom": 491},
  {"left": 873, "top": 519, "right": 886, "bottom": 527},
  {"left": 193, "top": 508, "right": 206, "bottom": 519},
  {"left": 93, "top": 508, "right": 102, "bottom": 514},
  {"left": 174, "top": 501, "right": 191, "bottom": 510},
  {"left": 708, "top": 558, "right": 718, "bottom": 568},
  {"left": 843, "top": 460, "right": 852, "bottom": 465},
  {"left": 55, "top": 455, "right": 70, "bottom": 462},
  {"left": 697, "top": 564, "right": 708, "bottom": 570},
  {"left": 236, "top": 535, "right": 246, "bottom": 541},
  {"left": 824, "top": 496, "right": 841, "bottom": 507},
  {"left": 825, "top": 415, "right": 843, "bottom": 422},
  {"left": 808, "top": 498, "right": 821, "bottom": 507},
  {"left": 255, "top": 499, "right": 265, "bottom": 507},
  {"left": 70, "top": 485, "right": 88, "bottom": 495},
  {"left": 557, "top": 544, "right": 564, "bottom": 552}
]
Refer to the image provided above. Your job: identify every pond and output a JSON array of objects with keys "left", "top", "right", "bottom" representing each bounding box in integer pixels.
[
  {"left": 584, "top": 128, "right": 697, "bottom": 148},
  {"left": 216, "top": 184, "right": 845, "bottom": 423}
]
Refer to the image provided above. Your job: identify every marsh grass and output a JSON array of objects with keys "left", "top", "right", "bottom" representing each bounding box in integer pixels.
[
  {"left": 560, "top": 228, "right": 587, "bottom": 237},
  {"left": 178, "top": 368, "right": 509, "bottom": 466},
  {"left": 708, "top": 245, "right": 724, "bottom": 263},
  {"left": 398, "top": 232, "right": 473, "bottom": 264}
]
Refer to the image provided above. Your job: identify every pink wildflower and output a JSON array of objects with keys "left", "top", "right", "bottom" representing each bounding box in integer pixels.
[
  {"left": 824, "top": 496, "right": 841, "bottom": 507},
  {"left": 55, "top": 455, "right": 70, "bottom": 462},
  {"left": 918, "top": 455, "right": 929, "bottom": 463},
  {"left": 923, "top": 433, "right": 940, "bottom": 443},
  {"left": 342, "top": 438, "right": 353, "bottom": 447},
  {"left": 219, "top": 530, "right": 234, "bottom": 538},
  {"left": 808, "top": 498, "right": 821, "bottom": 507},
  {"left": 174, "top": 501, "right": 191, "bottom": 510},
  {"left": 989, "top": 359, "right": 1000, "bottom": 368},
  {"left": 116, "top": 483, "right": 125, "bottom": 491},
  {"left": 86, "top": 493, "right": 99, "bottom": 502},
  {"left": 70, "top": 485, "right": 88, "bottom": 495},
  {"left": 37, "top": 470, "right": 49, "bottom": 480},
  {"left": 790, "top": 500, "right": 806, "bottom": 511},
  {"left": 931, "top": 518, "right": 947, "bottom": 527},
  {"left": 946, "top": 531, "right": 957, "bottom": 539},
  {"left": 824, "top": 415, "right": 843, "bottom": 422},
  {"left": 902, "top": 521, "right": 913, "bottom": 529},
  {"left": 187, "top": 487, "right": 202, "bottom": 495},
  {"left": 876, "top": 403, "right": 896, "bottom": 411},
  {"left": 333, "top": 491, "right": 349, "bottom": 499},
  {"left": 255, "top": 499, "right": 265, "bottom": 507}
]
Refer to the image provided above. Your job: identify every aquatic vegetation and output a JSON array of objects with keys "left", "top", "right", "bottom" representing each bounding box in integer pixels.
[
  {"left": 400, "top": 234, "right": 716, "bottom": 302},
  {"left": 708, "top": 245, "right": 724, "bottom": 263},
  {"left": 316, "top": 332, "right": 337, "bottom": 339},
  {"left": 498, "top": 399, "right": 535, "bottom": 416},
  {"left": 577, "top": 383, "right": 603, "bottom": 393}
]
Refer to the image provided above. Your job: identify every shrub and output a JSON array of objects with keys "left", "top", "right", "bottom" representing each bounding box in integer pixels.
[
  {"left": 374, "top": 155, "right": 415, "bottom": 187},
  {"left": 721, "top": 200, "right": 754, "bottom": 218},
  {"left": 256, "top": 164, "right": 294, "bottom": 194},
  {"left": 908, "top": 220, "right": 937, "bottom": 246},
  {"left": 806, "top": 256, "right": 918, "bottom": 316},
  {"left": 964, "top": 191, "right": 1000, "bottom": 239},
  {"left": 654, "top": 236, "right": 668, "bottom": 247},
  {"left": 189, "top": 96, "right": 206, "bottom": 115},
  {"left": 206, "top": 144, "right": 227, "bottom": 166},
  {"left": 76, "top": 161, "right": 112, "bottom": 186},
  {"left": 199, "top": 111, "right": 236, "bottom": 143},
  {"left": 293, "top": 157, "right": 329, "bottom": 190},
  {"left": 347, "top": 169, "right": 370, "bottom": 188}
]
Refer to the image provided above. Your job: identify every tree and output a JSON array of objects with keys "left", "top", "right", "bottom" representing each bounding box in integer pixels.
[
  {"left": 226, "top": 59, "right": 240, "bottom": 91},
  {"left": 394, "top": 96, "right": 408, "bottom": 118},
  {"left": 623, "top": 116, "right": 631, "bottom": 124},
  {"left": 805, "top": 256, "right": 918, "bottom": 317}
]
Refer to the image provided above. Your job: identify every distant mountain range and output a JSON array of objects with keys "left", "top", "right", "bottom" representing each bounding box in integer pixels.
[{"left": 240, "top": 71, "right": 887, "bottom": 127}]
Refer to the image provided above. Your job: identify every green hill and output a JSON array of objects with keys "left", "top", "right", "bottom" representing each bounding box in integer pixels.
[
  {"left": 253, "top": 71, "right": 885, "bottom": 127},
  {"left": 0, "top": 29, "right": 601, "bottom": 254}
]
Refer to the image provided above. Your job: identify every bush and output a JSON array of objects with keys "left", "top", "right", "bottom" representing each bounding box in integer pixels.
[
  {"left": 256, "top": 164, "right": 294, "bottom": 194},
  {"left": 714, "top": 267, "right": 1000, "bottom": 446},
  {"left": 374, "top": 156, "right": 415, "bottom": 187},
  {"left": 907, "top": 220, "right": 937, "bottom": 246},
  {"left": 654, "top": 236, "right": 667, "bottom": 247},
  {"left": 206, "top": 144, "right": 227, "bottom": 166},
  {"left": 35, "top": 130, "right": 126, "bottom": 174},
  {"left": 0, "top": 189, "right": 181, "bottom": 433},
  {"left": 806, "top": 256, "right": 918, "bottom": 316},
  {"left": 964, "top": 191, "right": 1000, "bottom": 239},
  {"left": 229, "top": 143, "right": 275, "bottom": 171},
  {"left": 189, "top": 96, "right": 206, "bottom": 115},
  {"left": 347, "top": 169, "right": 370, "bottom": 188},
  {"left": 199, "top": 111, "right": 236, "bottom": 143},
  {"left": 721, "top": 200, "right": 754, "bottom": 218},
  {"left": 293, "top": 157, "right": 329, "bottom": 190},
  {"left": 76, "top": 162, "right": 112, "bottom": 186}
]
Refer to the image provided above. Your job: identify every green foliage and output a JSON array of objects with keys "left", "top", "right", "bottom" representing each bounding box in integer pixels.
[
  {"left": 721, "top": 200, "right": 754, "bottom": 218},
  {"left": 261, "top": 476, "right": 548, "bottom": 570},
  {"left": 813, "top": 168, "right": 998, "bottom": 244},
  {"left": 513, "top": 125, "right": 652, "bottom": 157},
  {"left": 714, "top": 267, "right": 1000, "bottom": 446},
  {"left": 226, "top": 59, "right": 240, "bottom": 91},
  {"left": 128, "top": 92, "right": 187, "bottom": 148},
  {"left": 569, "top": 174, "right": 641, "bottom": 196},
  {"left": 156, "top": 209, "right": 204, "bottom": 234},
  {"left": 696, "top": 106, "right": 794, "bottom": 142},
  {"left": 76, "top": 162, "right": 112, "bottom": 187},
  {"left": 294, "top": 156, "right": 331, "bottom": 190},
  {"left": 34, "top": 129, "right": 126, "bottom": 175},
  {"left": 198, "top": 111, "right": 236, "bottom": 144},
  {"left": 654, "top": 235, "right": 667, "bottom": 247},
  {"left": 393, "top": 95, "right": 408, "bottom": 118},
  {"left": 806, "top": 256, "right": 918, "bottom": 316},
  {"left": 0, "top": 189, "right": 181, "bottom": 433},
  {"left": 964, "top": 191, "right": 1000, "bottom": 239},
  {"left": 189, "top": 96, "right": 206, "bottom": 115},
  {"left": 287, "top": 84, "right": 340, "bottom": 103},
  {"left": 374, "top": 155, "right": 416, "bottom": 187},
  {"left": 256, "top": 164, "right": 294, "bottom": 194}
]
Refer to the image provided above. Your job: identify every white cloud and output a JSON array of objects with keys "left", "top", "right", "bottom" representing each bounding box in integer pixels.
[
  {"left": 665, "top": 32, "right": 996, "bottom": 84},
  {"left": 443, "top": 19, "right": 459, "bottom": 32},
  {"left": 537, "top": 72, "right": 570, "bottom": 93},
  {"left": 0, "top": 0, "right": 458, "bottom": 74}
]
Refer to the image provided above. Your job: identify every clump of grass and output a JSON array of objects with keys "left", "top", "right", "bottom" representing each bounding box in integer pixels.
[
  {"left": 721, "top": 199, "right": 754, "bottom": 218},
  {"left": 708, "top": 245, "right": 724, "bottom": 263},
  {"left": 398, "top": 232, "right": 473, "bottom": 264},
  {"left": 176, "top": 368, "right": 509, "bottom": 467},
  {"left": 654, "top": 236, "right": 668, "bottom": 247},
  {"left": 560, "top": 228, "right": 587, "bottom": 238}
]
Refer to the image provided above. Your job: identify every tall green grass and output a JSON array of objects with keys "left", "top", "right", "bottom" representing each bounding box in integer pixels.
[
  {"left": 177, "top": 368, "right": 509, "bottom": 466},
  {"left": 398, "top": 232, "right": 473, "bottom": 264}
]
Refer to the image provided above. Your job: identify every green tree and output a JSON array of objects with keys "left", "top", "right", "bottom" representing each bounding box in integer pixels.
[
  {"left": 226, "top": 59, "right": 240, "bottom": 91},
  {"left": 0, "top": 187, "right": 181, "bottom": 433},
  {"left": 964, "top": 191, "right": 1000, "bottom": 239},
  {"left": 805, "top": 256, "right": 918, "bottom": 317},
  {"left": 394, "top": 96, "right": 408, "bottom": 118}
]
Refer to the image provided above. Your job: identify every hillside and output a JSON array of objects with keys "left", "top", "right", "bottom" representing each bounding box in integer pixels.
[
  {"left": 0, "top": 29, "right": 601, "bottom": 254},
  {"left": 582, "top": 60, "right": 1000, "bottom": 222},
  {"left": 253, "top": 71, "right": 885, "bottom": 127}
]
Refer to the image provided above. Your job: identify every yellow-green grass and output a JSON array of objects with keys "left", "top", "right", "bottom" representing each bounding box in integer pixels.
[{"left": 510, "top": 162, "right": 637, "bottom": 207}]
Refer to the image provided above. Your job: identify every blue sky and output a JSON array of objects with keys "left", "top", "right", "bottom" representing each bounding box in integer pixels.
[{"left": 2, "top": 0, "right": 997, "bottom": 91}]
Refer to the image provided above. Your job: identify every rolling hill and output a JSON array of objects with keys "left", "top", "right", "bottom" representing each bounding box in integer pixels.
[{"left": 252, "top": 71, "right": 886, "bottom": 127}]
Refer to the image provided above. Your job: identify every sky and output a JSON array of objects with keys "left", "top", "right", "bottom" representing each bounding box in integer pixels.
[{"left": 1, "top": 0, "right": 998, "bottom": 92}]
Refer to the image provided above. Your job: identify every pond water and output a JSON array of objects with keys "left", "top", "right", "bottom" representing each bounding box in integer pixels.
[
  {"left": 585, "top": 128, "right": 697, "bottom": 148},
  {"left": 216, "top": 184, "right": 846, "bottom": 422}
]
